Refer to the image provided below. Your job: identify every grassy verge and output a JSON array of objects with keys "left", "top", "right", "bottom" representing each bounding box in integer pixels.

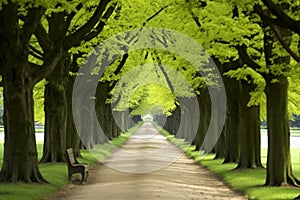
[
  {"left": 0, "top": 123, "right": 141, "bottom": 200},
  {"left": 156, "top": 125, "right": 300, "bottom": 200}
]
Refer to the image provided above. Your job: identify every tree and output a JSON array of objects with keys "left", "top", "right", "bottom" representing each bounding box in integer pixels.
[
  {"left": 225, "top": 67, "right": 263, "bottom": 168},
  {"left": 186, "top": 1, "right": 263, "bottom": 167},
  {"left": 236, "top": 21, "right": 300, "bottom": 186},
  {"left": 255, "top": 0, "right": 300, "bottom": 62},
  {"left": 262, "top": 22, "right": 299, "bottom": 186},
  {"left": 40, "top": 0, "right": 115, "bottom": 162},
  {"left": 0, "top": 1, "right": 62, "bottom": 183}
]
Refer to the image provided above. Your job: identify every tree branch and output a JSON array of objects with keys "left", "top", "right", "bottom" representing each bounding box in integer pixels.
[
  {"left": 253, "top": 4, "right": 283, "bottom": 27},
  {"left": 236, "top": 44, "right": 262, "bottom": 70},
  {"left": 64, "top": 0, "right": 111, "bottom": 48},
  {"left": 254, "top": 3, "right": 300, "bottom": 62},
  {"left": 78, "top": 4, "right": 116, "bottom": 46},
  {"left": 29, "top": 45, "right": 44, "bottom": 58},
  {"left": 32, "top": 49, "right": 64, "bottom": 84},
  {"left": 143, "top": 5, "right": 168, "bottom": 26},
  {"left": 152, "top": 52, "right": 175, "bottom": 93},
  {"left": 20, "top": 6, "right": 46, "bottom": 45},
  {"left": 65, "top": 3, "right": 83, "bottom": 30},
  {"left": 29, "top": 45, "right": 44, "bottom": 61},
  {"left": 270, "top": 24, "right": 300, "bottom": 62},
  {"left": 191, "top": 10, "right": 201, "bottom": 29},
  {"left": 34, "top": 22, "right": 52, "bottom": 52},
  {"left": 114, "top": 53, "right": 128, "bottom": 75},
  {"left": 260, "top": 0, "right": 300, "bottom": 34}
]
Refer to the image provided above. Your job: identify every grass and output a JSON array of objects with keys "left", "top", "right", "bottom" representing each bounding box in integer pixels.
[
  {"left": 156, "top": 125, "right": 300, "bottom": 200},
  {"left": 0, "top": 123, "right": 141, "bottom": 200}
]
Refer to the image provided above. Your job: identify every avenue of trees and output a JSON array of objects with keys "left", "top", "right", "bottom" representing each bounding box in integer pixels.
[{"left": 0, "top": 0, "right": 300, "bottom": 191}]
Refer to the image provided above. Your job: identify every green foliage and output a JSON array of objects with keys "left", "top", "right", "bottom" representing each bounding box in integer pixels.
[
  {"left": 129, "top": 84, "right": 177, "bottom": 116},
  {"left": 187, "top": 0, "right": 300, "bottom": 120},
  {"left": 33, "top": 80, "right": 46, "bottom": 124},
  {"left": 107, "top": 48, "right": 199, "bottom": 114},
  {"left": 288, "top": 74, "right": 300, "bottom": 118}
]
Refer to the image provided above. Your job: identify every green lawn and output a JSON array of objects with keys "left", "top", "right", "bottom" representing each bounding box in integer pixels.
[
  {"left": 198, "top": 151, "right": 300, "bottom": 200},
  {"left": 158, "top": 128, "right": 300, "bottom": 200},
  {"left": 1, "top": 123, "right": 299, "bottom": 200},
  {"left": 0, "top": 124, "right": 141, "bottom": 200}
]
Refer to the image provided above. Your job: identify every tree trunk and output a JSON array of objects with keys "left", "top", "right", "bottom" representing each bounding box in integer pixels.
[
  {"left": 262, "top": 20, "right": 299, "bottom": 185},
  {"left": 40, "top": 57, "right": 68, "bottom": 163},
  {"left": 193, "top": 86, "right": 211, "bottom": 152},
  {"left": 95, "top": 96, "right": 109, "bottom": 144},
  {"left": 163, "top": 115, "right": 172, "bottom": 134},
  {"left": 236, "top": 80, "right": 262, "bottom": 169},
  {"left": 176, "top": 96, "right": 195, "bottom": 142},
  {"left": 65, "top": 70, "right": 81, "bottom": 156},
  {"left": 96, "top": 81, "right": 116, "bottom": 139},
  {"left": 0, "top": 78, "right": 46, "bottom": 183},
  {"left": 265, "top": 75, "right": 299, "bottom": 186},
  {"left": 0, "top": 1, "right": 49, "bottom": 183},
  {"left": 164, "top": 105, "right": 180, "bottom": 136},
  {"left": 223, "top": 64, "right": 240, "bottom": 163}
]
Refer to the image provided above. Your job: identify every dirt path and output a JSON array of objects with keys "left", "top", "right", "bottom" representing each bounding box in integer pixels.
[{"left": 47, "top": 122, "right": 246, "bottom": 200}]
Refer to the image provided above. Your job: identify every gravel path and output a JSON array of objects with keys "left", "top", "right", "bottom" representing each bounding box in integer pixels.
[{"left": 46, "top": 122, "right": 247, "bottom": 200}]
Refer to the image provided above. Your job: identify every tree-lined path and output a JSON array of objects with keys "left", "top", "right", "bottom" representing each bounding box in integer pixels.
[{"left": 47, "top": 122, "right": 246, "bottom": 200}]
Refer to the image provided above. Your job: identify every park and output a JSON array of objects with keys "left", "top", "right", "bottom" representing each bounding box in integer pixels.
[{"left": 1, "top": 0, "right": 300, "bottom": 199}]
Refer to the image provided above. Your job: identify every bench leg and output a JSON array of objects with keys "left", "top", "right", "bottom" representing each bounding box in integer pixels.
[
  {"left": 80, "top": 171, "right": 89, "bottom": 184},
  {"left": 85, "top": 171, "right": 89, "bottom": 182},
  {"left": 68, "top": 172, "right": 72, "bottom": 183},
  {"left": 81, "top": 171, "right": 86, "bottom": 184}
]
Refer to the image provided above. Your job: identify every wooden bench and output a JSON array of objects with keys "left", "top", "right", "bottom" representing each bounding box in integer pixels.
[{"left": 64, "top": 148, "right": 89, "bottom": 184}]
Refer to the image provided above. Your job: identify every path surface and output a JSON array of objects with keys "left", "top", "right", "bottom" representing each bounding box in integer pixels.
[{"left": 47, "top": 122, "right": 246, "bottom": 200}]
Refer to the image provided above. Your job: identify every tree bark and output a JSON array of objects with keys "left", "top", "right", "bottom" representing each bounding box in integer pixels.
[
  {"left": 263, "top": 20, "right": 299, "bottom": 186},
  {"left": 0, "top": 76, "right": 46, "bottom": 183},
  {"left": 171, "top": 104, "right": 181, "bottom": 136},
  {"left": 214, "top": 129, "right": 227, "bottom": 159},
  {"left": 193, "top": 86, "right": 211, "bottom": 152},
  {"left": 65, "top": 64, "right": 81, "bottom": 156},
  {"left": 0, "top": 2, "right": 49, "bottom": 183},
  {"left": 223, "top": 62, "right": 241, "bottom": 163},
  {"left": 236, "top": 80, "right": 262, "bottom": 169},
  {"left": 40, "top": 57, "right": 69, "bottom": 163},
  {"left": 265, "top": 75, "right": 299, "bottom": 186}
]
